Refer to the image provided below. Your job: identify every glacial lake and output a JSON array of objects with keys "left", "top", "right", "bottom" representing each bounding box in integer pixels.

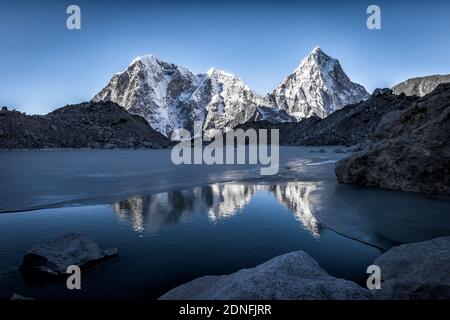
[{"left": 0, "top": 147, "right": 449, "bottom": 299}]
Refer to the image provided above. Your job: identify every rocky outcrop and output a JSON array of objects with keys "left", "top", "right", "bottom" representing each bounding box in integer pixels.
[
  {"left": 0, "top": 101, "right": 171, "bottom": 149},
  {"left": 335, "top": 83, "right": 450, "bottom": 195},
  {"left": 159, "top": 250, "right": 370, "bottom": 300},
  {"left": 374, "top": 237, "right": 450, "bottom": 300},
  {"left": 392, "top": 74, "right": 450, "bottom": 97},
  {"left": 20, "top": 233, "right": 118, "bottom": 277},
  {"left": 236, "top": 88, "right": 416, "bottom": 146}
]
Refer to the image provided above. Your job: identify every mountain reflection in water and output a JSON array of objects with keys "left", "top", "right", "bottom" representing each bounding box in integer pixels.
[{"left": 112, "top": 183, "right": 322, "bottom": 237}]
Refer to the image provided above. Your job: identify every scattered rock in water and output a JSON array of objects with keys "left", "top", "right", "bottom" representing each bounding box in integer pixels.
[
  {"left": 10, "top": 293, "right": 34, "bottom": 300},
  {"left": 20, "top": 233, "right": 118, "bottom": 278},
  {"left": 159, "top": 251, "right": 370, "bottom": 300},
  {"left": 373, "top": 237, "right": 450, "bottom": 300}
]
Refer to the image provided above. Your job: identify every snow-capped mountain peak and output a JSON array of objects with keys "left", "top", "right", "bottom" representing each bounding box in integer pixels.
[
  {"left": 199, "top": 68, "right": 266, "bottom": 138},
  {"left": 93, "top": 55, "right": 202, "bottom": 137},
  {"left": 207, "top": 67, "right": 229, "bottom": 76},
  {"left": 269, "top": 47, "right": 370, "bottom": 120},
  {"left": 93, "top": 55, "right": 290, "bottom": 138},
  {"left": 295, "top": 46, "right": 335, "bottom": 72},
  {"left": 93, "top": 49, "right": 369, "bottom": 138},
  {"left": 132, "top": 54, "right": 158, "bottom": 65}
]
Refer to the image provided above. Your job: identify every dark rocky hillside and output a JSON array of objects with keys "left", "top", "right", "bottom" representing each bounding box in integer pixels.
[
  {"left": 0, "top": 101, "right": 171, "bottom": 149},
  {"left": 235, "top": 89, "right": 417, "bottom": 147},
  {"left": 336, "top": 83, "right": 450, "bottom": 195}
]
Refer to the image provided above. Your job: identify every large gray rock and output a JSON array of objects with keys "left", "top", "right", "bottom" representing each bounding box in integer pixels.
[
  {"left": 336, "top": 83, "right": 450, "bottom": 195},
  {"left": 20, "top": 233, "right": 118, "bottom": 277},
  {"left": 159, "top": 251, "right": 370, "bottom": 300},
  {"left": 374, "top": 237, "right": 450, "bottom": 299}
]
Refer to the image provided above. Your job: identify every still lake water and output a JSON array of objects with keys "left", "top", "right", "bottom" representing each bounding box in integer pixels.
[{"left": 0, "top": 147, "right": 449, "bottom": 299}]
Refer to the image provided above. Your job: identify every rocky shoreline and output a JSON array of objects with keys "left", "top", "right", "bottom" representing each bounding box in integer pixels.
[
  {"left": 14, "top": 234, "right": 450, "bottom": 300},
  {"left": 160, "top": 236, "right": 450, "bottom": 300},
  {"left": 336, "top": 83, "right": 450, "bottom": 196}
]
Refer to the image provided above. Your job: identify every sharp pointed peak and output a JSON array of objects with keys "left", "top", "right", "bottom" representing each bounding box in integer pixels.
[
  {"left": 128, "top": 55, "right": 193, "bottom": 76},
  {"left": 294, "top": 47, "right": 336, "bottom": 72},
  {"left": 307, "top": 46, "right": 332, "bottom": 60},
  {"left": 131, "top": 54, "right": 161, "bottom": 66},
  {"left": 207, "top": 67, "right": 219, "bottom": 75},
  {"left": 311, "top": 46, "right": 324, "bottom": 54},
  {"left": 207, "top": 68, "right": 236, "bottom": 78}
]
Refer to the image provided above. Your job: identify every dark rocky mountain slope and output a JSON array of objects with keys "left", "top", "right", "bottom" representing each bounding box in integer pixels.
[
  {"left": 0, "top": 101, "right": 171, "bottom": 149},
  {"left": 235, "top": 89, "right": 417, "bottom": 146},
  {"left": 335, "top": 83, "right": 450, "bottom": 195}
]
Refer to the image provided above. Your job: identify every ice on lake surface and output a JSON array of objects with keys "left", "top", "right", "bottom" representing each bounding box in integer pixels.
[{"left": 0, "top": 147, "right": 449, "bottom": 299}]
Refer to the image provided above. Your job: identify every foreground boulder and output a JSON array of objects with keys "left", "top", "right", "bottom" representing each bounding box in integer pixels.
[
  {"left": 335, "top": 83, "right": 450, "bottom": 195},
  {"left": 20, "top": 233, "right": 118, "bottom": 277},
  {"left": 160, "top": 237, "right": 450, "bottom": 300},
  {"left": 374, "top": 237, "right": 450, "bottom": 299},
  {"left": 159, "top": 251, "right": 370, "bottom": 300}
]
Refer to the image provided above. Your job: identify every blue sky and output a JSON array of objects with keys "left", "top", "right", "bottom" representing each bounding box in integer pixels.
[{"left": 1, "top": 0, "right": 450, "bottom": 115}]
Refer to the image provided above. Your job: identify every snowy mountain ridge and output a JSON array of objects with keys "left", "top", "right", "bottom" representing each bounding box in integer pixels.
[{"left": 93, "top": 48, "right": 368, "bottom": 138}]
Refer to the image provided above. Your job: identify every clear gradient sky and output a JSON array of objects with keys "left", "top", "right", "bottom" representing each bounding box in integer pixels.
[{"left": 1, "top": 0, "right": 450, "bottom": 114}]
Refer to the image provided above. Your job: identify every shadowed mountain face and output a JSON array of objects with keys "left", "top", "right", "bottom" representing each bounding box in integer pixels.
[
  {"left": 112, "top": 183, "right": 321, "bottom": 237},
  {"left": 0, "top": 101, "right": 171, "bottom": 149},
  {"left": 392, "top": 74, "right": 450, "bottom": 97},
  {"left": 336, "top": 83, "right": 450, "bottom": 195}
]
